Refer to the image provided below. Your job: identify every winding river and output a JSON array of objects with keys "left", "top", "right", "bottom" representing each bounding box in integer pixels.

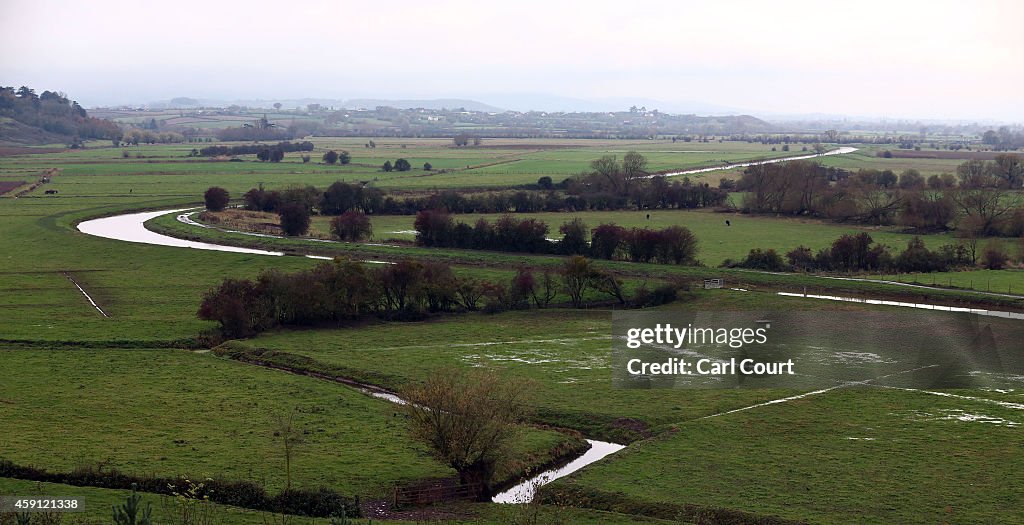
[
  {"left": 75, "top": 194, "right": 1020, "bottom": 503},
  {"left": 78, "top": 209, "right": 286, "bottom": 256},
  {"left": 76, "top": 208, "right": 626, "bottom": 503}
]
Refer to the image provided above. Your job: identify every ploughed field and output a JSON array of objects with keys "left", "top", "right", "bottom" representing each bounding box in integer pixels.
[{"left": 1, "top": 138, "right": 1022, "bottom": 523}]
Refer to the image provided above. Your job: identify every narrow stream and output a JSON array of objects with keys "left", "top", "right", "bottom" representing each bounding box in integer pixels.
[
  {"left": 77, "top": 208, "right": 628, "bottom": 502},
  {"left": 492, "top": 440, "right": 625, "bottom": 504},
  {"left": 359, "top": 386, "right": 624, "bottom": 504}
]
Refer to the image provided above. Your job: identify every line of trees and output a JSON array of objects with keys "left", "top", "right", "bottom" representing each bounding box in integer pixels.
[
  {"left": 119, "top": 128, "right": 185, "bottom": 145},
  {"left": 563, "top": 151, "right": 729, "bottom": 210},
  {"left": 198, "top": 257, "right": 682, "bottom": 338},
  {"left": 722, "top": 232, "right": 1010, "bottom": 273},
  {"left": 737, "top": 158, "right": 1023, "bottom": 236},
  {"left": 199, "top": 141, "right": 314, "bottom": 157},
  {"left": 241, "top": 179, "right": 724, "bottom": 220},
  {"left": 412, "top": 209, "right": 700, "bottom": 264}
]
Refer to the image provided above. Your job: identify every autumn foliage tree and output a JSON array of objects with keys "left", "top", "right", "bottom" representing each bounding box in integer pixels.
[{"left": 330, "top": 211, "right": 372, "bottom": 241}]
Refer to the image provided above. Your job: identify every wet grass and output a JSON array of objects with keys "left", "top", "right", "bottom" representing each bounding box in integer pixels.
[
  {"left": 553, "top": 387, "right": 1024, "bottom": 524},
  {"left": 0, "top": 348, "right": 579, "bottom": 497},
  {"left": 225, "top": 297, "right": 842, "bottom": 441},
  {"left": 0, "top": 348, "right": 452, "bottom": 495},
  {"left": 2, "top": 138, "right": 1023, "bottom": 523}
]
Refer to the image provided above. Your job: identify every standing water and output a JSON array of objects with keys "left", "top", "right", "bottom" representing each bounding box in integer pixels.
[{"left": 492, "top": 440, "right": 625, "bottom": 504}]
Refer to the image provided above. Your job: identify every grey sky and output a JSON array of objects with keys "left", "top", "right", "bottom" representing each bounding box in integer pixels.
[{"left": 2, "top": 0, "right": 1021, "bottom": 120}]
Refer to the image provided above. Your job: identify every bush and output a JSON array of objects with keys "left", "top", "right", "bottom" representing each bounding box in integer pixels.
[
  {"left": 894, "top": 237, "right": 948, "bottom": 273},
  {"left": 330, "top": 211, "right": 372, "bottom": 242},
  {"left": 243, "top": 186, "right": 280, "bottom": 212},
  {"left": 785, "top": 246, "right": 815, "bottom": 271},
  {"left": 590, "top": 224, "right": 626, "bottom": 260},
  {"left": 322, "top": 150, "right": 339, "bottom": 164},
  {"left": 981, "top": 242, "right": 1009, "bottom": 270},
  {"left": 203, "top": 186, "right": 229, "bottom": 211},
  {"left": 727, "top": 248, "right": 788, "bottom": 271},
  {"left": 197, "top": 278, "right": 262, "bottom": 338},
  {"left": 558, "top": 218, "right": 589, "bottom": 255},
  {"left": 0, "top": 460, "right": 359, "bottom": 519},
  {"left": 278, "top": 203, "right": 311, "bottom": 236}
]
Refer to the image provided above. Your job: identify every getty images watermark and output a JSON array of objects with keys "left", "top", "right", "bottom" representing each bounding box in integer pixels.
[
  {"left": 612, "top": 310, "right": 1024, "bottom": 390},
  {"left": 624, "top": 322, "right": 795, "bottom": 377}
]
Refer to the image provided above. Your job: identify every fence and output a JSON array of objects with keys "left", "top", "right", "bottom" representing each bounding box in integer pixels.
[
  {"left": 704, "top": 278, "right": 724, "bottom": 289},
  {"left": 393, "top": 481, "right": 483, "bottom": 507}
]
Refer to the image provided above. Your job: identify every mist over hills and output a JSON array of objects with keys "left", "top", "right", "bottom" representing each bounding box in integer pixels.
[
  {"left": 131, "top": 93, "right": 1018, "bottom": 127},
  {"left": 144, "top": 94, "right": 746, "bottom": 117}
]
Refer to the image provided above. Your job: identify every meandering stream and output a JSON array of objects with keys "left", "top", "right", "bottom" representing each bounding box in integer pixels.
[
  {"left": 76, "top": 208, "right": 628, "bottom": 502},
  {"left": 76, "top": 201, "right": 1020, "bottom": 503}
]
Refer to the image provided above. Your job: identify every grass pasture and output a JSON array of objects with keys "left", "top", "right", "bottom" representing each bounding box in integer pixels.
[
  {"left": 1, "top": 137, "right": 1023, "bottom": 524},
  {"left": 0, "top": 348, "right": 453, "bottom": 495},
  {"left": 552, "top": 387, "right": 1024, "bottom": 524}
]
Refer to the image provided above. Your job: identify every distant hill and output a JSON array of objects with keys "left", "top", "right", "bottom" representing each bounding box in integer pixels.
[
  {"left": 0, "top": 117, "right": 70, "bottom": 146},
  {"left": 0, "top": 86, "right": 120, "bottom": 145},
  {"left": 341, "top": 98, "right": 504, "bottom": 112},
  {"left": 169, "top": 97, "right": 201, "bottom": 107}
]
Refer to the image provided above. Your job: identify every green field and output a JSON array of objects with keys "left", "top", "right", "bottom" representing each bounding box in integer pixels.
[
  {"left": 220, "top": 306, "right": 794, "bottom": 441},
  {"left": 0, "top": 348, "right": 455, "bottom": 495},
  {"left": 551, "top": 387, "right": 1024, "bottom": 524},
  {"left": 2, "top": 138, "right": 1023, "bottom": 523}
]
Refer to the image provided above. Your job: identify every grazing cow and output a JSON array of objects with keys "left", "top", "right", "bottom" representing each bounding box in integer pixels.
[
  {"left": 646, "top": 213, "right": 650, "bottom": 220},
  {"left": 725, "top": 219, "right": 731, "bottom": 226},
  {"left": 45, "top": 189, "right": 58, "bottom": 195}
]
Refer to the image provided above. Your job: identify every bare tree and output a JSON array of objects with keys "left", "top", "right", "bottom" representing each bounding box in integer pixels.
[
  {"left": 561, "top": 256, "right": 594, "bottom": 308},
  {"left": 951, "top": 187, "right": 1020, "bottom": 236},
  {"left": 589, "top": 155, "right": 621, "bottom": 192},
  {"left": 273, "top": 409, "right": 303, "bottom": 492},
  {"left": 621, "top": 150, "right": 648, "bottom": 191},
  {"left": 403, "top": 369, "right": 532, "bottom": 497},
  {"left": 531, "top": 271, "right": 558, "bottom": 309}
]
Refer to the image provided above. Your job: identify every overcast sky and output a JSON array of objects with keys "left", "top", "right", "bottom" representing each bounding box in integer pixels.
[{"left": 1, "top": 0, "right": 1021, "bottom": 120}]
